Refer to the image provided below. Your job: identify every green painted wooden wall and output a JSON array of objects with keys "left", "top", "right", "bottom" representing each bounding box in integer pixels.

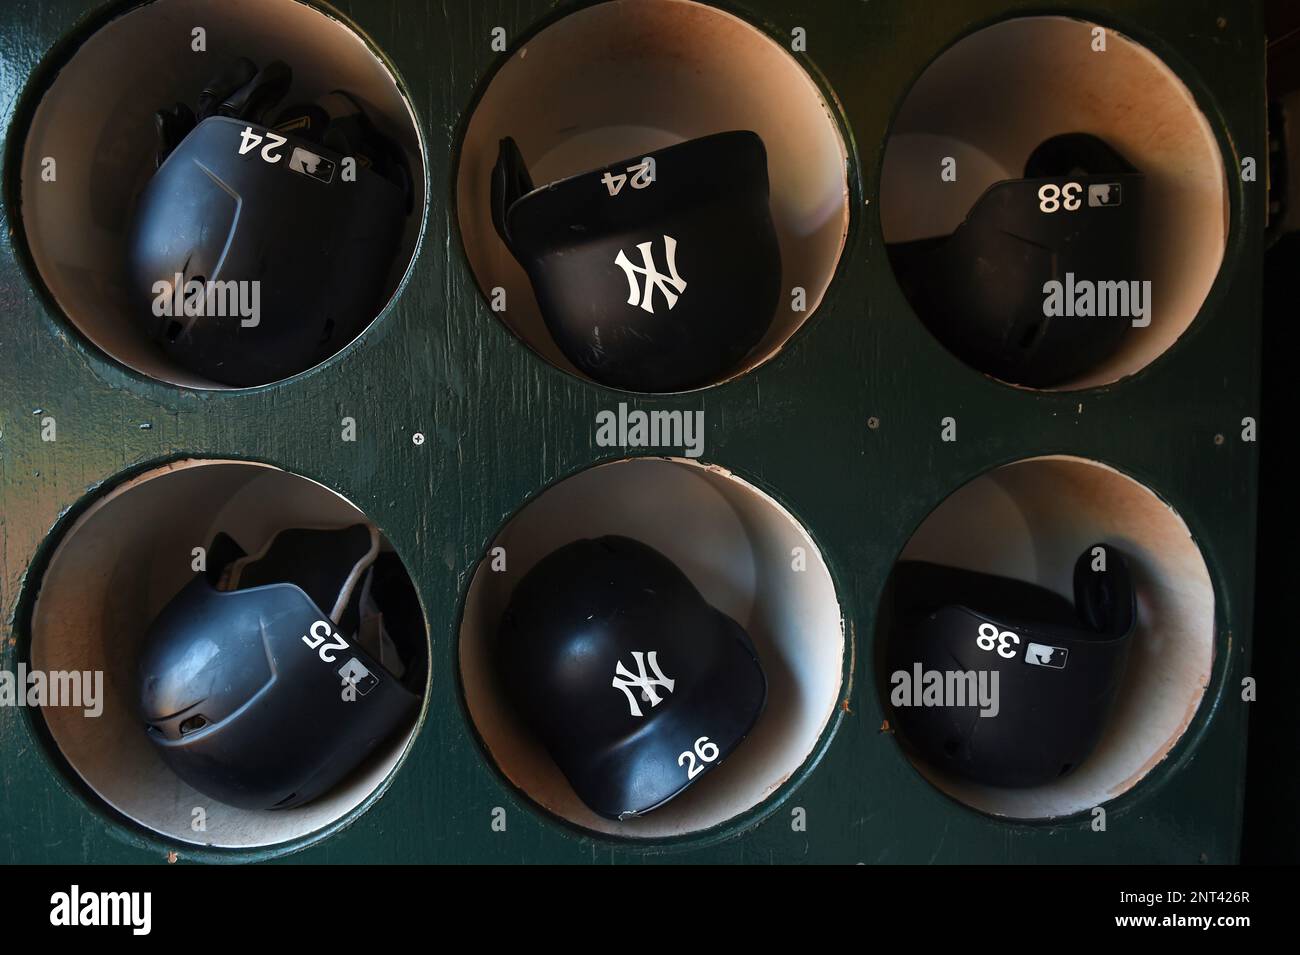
[{"left": 0, "top": 0, "right": 1263, "bottom": 863}]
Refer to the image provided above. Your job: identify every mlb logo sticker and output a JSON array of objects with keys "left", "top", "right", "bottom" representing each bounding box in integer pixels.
[
  {"left": 1024, "top": 642, "right": 1069, "bottom": 669},
  {"left": 338, "top": 656, "right": 379, "bottom": 696},
  {"left": 288, "top": 146, "right": 335, "bottom": 184},
  {"left": 1087, "top": 182, "right": 1122, "bottom": 207}
]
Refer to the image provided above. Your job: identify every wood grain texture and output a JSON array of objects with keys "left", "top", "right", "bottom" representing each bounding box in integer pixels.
[{"left": 0, "top": 0, "right": 1264, "bottom": 863}]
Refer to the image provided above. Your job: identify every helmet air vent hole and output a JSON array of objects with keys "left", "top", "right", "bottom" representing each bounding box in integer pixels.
[{"left": 179, "top": 715, "right": 208, "bottom": 735}]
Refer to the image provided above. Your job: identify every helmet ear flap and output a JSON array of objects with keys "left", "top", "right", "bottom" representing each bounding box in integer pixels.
[
  {"left": 197, "top": 57, "right": 259, "bottom": 120},
  {"left": 311, "top": 91, "right": 414, "bottom": 209},
  {"left": 221, "top": 524, "right": 379, "bottom": 625},
  {"left": 195, "top": 57, "right": 293, "bottom": 124},
  {"left": 217, "top": 59, "right": 292, "bottom": 124},
  {"left": 339, "top": 561, "right": 409, "bottom": 679},
  {"left": 1073, "top": 544, "right": 1136, "bottom": 637},
  {"left": 1023, "top": 132, "right": 1138, "bottom": 179},
  {"left": 491, "top": 137, "right": 534, "bottom": 250},
  {"left": 153, "top": 102, "right": 196, "bottom": 167},
  {"left": 204, "top": 531, "right": 247, "bottom": 585}
]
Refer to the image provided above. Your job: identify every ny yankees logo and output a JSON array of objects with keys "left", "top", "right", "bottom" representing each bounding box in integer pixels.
[
  {"left": 614, "top": 235, "right": 687, "bottom": 314},
  {"left": 611, "top": 650, "right": 676, "bottom": 717}
]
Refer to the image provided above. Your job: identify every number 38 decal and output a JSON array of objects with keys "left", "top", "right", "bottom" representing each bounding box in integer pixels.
[
  {"left": 976, "top": 621, "right": 1021, "bottom": 659},
  {"left": 677, "top": 736, "right": 721, "bottom": 779},
  {"left": 1037, "top": 181, "right": 1082, "bottom": 213}
]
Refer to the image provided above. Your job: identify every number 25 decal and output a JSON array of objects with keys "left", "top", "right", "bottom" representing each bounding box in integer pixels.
[
  {"left": 302, "top": 619, "right": 349, "bottom": 663},
  {"left": 677, "top": 736, "right": 721, "bottom": 778},
  {"left": 238, "top": 126, "right": 288, "bottom": 164},
  {"left": 976, "top": 621, "right": 1021, "bottom": 659}
]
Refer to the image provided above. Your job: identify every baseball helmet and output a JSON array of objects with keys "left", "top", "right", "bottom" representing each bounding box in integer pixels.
[
  {"left": 494, "top": 535, "right": 768, "bottom": 819},
  {"left": 885, "top": 543, "right": 1136, "bottom": 788},
  {"left": 127, "top": 58, "right": 412, "bottom": 386},
  {"left": 888, "top": 133, "right": 1145, "bottom": 387},
  {"left": 137, "top": 524, "right": 423, "bottom": 810},
  {"left": 491, "top": 131, "right": 781, "bottom": 392}
]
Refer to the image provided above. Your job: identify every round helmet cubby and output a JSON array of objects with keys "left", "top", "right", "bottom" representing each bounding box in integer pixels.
[
  {"left": 456, "top": 0, "right": 851, "bottom": 393},
  {"left": 880, "top": 16, "right": 1229, "bottom": 390},
  {"left": 877, "top": 455, "right": 1216, "bottom": 819},
  {"left": 17, "top": 0, "right": 426, "bottom": 389},
  {"left": 459, "top": 457, "right": 845, "bottom": 837},
  {"left": 27, "top": 459, "right": 429, "bottom": 849}
]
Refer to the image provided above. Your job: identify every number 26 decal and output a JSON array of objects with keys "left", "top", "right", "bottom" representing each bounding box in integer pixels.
[{"left": 677, "top": 736, "right": 721, "bottom": 778}]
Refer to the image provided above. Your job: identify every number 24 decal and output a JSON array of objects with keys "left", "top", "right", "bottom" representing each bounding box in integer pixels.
[
  {"left": 677, "top": 736, "right": 721, "bottom": 778},
  {"left": 601, "top": 158, "right": 655, "bottom": 197},
  {"left": 238, "top": 126, "right": 288, "bottom": 164},
  {"left": 976, "top": 621, "right": 1020, "bottom": 659},
  {"left": 302, "top": 619, "right": 349, "bottom": 663}
]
